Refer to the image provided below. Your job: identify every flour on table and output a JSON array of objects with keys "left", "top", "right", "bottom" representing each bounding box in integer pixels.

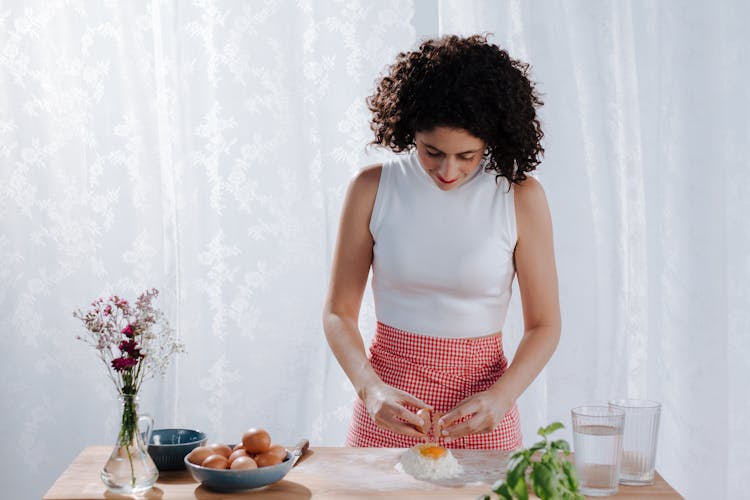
[{"left": 399, "top": 443, "right": 463, "bottom": 480}]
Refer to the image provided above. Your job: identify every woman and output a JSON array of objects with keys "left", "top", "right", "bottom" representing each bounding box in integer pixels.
[{"left": 323, "top": 34, "right": 560, "bottom": 450}]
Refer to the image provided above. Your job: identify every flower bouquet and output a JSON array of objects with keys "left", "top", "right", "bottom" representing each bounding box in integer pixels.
[{"left": 74, "top": 288, "right": 184, "bottom": 494}]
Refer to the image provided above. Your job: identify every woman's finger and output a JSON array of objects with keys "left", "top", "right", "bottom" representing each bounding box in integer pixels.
[
  {"left": 373, "top": 409, "right": 427, "bottom": 438},
  {"left": 397, "top": 390, "right": 432, "bottom": 412},
  {"left": 391, "top": 403, "right": 424, "bottom": 428},
  {"left": 438, "top": 399, "right": 479, "bottom": 431},
  {"left": 443, "top": 412, "right": 497, "bottom": 439},
  {"left": 387, "top": 420, "right": 428, "bottom": 438}
]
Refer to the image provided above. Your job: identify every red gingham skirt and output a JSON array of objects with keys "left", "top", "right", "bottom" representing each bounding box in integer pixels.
[{"left": 345, "top": 322, "right": 522, "bottom": 450}]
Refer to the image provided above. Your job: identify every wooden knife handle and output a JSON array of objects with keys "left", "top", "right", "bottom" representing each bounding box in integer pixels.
[
  {"left": 293, "top": 439, "right": 309, "bottom": 454},
  {"left": 291, "top": 438, "right": 310, "bottom": 465}
]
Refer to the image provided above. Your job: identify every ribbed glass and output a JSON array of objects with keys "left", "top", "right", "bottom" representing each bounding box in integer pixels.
[
  {"left": 571, "top": 405, "right": 625, "bottom": 497},
  {"left": 609, "top": 399, "right": 661, "bottom": 485}
]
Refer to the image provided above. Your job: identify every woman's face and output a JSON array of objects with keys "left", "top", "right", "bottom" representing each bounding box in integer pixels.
[{"left": 415, "top": 127, "right": 486, "bottom": 191}]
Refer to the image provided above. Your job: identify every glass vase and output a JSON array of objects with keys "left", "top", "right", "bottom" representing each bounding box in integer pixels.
[{"left": 100, "top": 393, "right": 159, "bottom": 494}]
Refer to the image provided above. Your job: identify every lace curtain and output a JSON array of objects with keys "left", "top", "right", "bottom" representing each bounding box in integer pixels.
[
  {"left": 1, "top": 2, "right": 412, "bottom": 498},
  {"left": 2, "top": 1, "right": 747, "bottom": 499}
]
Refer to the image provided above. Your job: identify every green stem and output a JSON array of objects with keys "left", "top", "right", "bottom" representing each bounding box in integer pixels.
[{"left": 120, "top": 392, "right": 138, "bottom": 488}]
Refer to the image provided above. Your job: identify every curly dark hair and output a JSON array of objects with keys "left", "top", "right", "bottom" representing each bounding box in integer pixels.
[{"left": 368, "top": 34, "right": 544, "bottom": 184}]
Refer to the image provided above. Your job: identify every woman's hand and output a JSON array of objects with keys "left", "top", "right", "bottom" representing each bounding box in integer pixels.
[
  {"left": 361, "top": 382, "right": 432, "bottom": 438},
  {"left": 436, "top": 389, "right": 512, "bottom": 442}
]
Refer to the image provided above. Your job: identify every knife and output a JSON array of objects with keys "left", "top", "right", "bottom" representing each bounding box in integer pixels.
[{"left": 289, "top": 438, "right": 310, "bottom": 467}]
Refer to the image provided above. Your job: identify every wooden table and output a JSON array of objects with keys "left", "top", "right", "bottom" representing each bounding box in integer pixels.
[{"left": 44, "top": 446, "right": 683, "bottom": 499}]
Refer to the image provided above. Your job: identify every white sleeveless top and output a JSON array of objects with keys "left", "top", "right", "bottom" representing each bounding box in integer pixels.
[{"left": 369, "top": 152, "right": 517, "bottom": 338}]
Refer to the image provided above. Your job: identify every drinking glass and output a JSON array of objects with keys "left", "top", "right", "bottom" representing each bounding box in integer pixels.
[
  {"left": 571, "top": 405, "right": 625, "bottom": 497},
  {"left": 609, "top": 399, "right": 661, "bottom": 485}
]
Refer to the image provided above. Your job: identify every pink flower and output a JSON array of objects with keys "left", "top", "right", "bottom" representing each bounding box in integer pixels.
[{"left": 75, "top": 288, "right": 184, "bottom": 391}]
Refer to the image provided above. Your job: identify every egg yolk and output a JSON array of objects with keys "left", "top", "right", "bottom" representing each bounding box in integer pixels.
[{"left": 419, "top": 444, "right": 447, "bottom": 460}]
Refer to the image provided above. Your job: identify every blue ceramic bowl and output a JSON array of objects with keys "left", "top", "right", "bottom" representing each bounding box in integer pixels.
[
  {"left": 147, "top": 428, "right": 208, "bottom": 471},
  {"left": 185, "top": 449, "right": 293, "bottom": 492}
]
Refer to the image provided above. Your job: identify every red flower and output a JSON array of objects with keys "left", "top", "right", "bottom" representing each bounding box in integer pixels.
[
  {"left": 121, "top": 324, "right": 134, "bottom": 338},
  {"left": 111, "top": 357, "right": 138, "bottom": 372},
  {"left": 118, "top": 339, "right": 142, "bottom": 358}
]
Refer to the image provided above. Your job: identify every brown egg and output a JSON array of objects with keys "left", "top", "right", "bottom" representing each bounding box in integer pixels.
[
  {"left": 230, "top": 456, "right": 258, "bottom": 470},
  {"left": 232, "top": 443, "right": 244, "bottom": 451},
  {"left": 254, "top": 445, "right": 285, "bottom": 467},
  {"left": 228, "top": 448, "right": 249, "bottom": 464},
  {"left": 416, "top": 408, "right": 431, "bottom": 434},
  {"left": 242, "top": 428, "right": 271, "bottom": 454},
  {"left": 201, "top": 454, "right": 229, "bottom": 469},
  {"left": 186, "top": 446, "right": 213, "bottom": 465},
  {"left": 432, "top": 411, "right": 445, "bottom": 440},
  {"left": 206, "top": 443, "right": 233, "bottom": 459},
  {"left": 265, "top": 444, "right": 287, "bottom": 462}
]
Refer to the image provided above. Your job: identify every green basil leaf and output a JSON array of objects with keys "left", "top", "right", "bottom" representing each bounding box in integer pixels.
[
  {"left": 532, "top": 439, "right": 547, "bottom": 450},
  {"left": 540, "top": 450, "right": 556, "bottom": 465},
  {"left": 528, "top": 442, "right": 546, "bottom": 455},
  {"left": 506, "top": 455, "right": 521, "bottom": 473},
  {"left": 507, "top": 454, "right": 530, "bottom": 477},
  {"left": 542, "top": 422, "right": 564, "bottom": 436},
  {"left": 507, "top": 455, "right": 530, "bottom": 487},
  {"left": 531, "top": 462, "right": 556, "bottom": 499},
  {"left": 511, "top": 475, "right": 529, "bottom": 500},
  {"left": 552, "top": 439, "right": 571, "bottom": 453},
  {"left": 561, "top": 460, "right": 579, "bottom": 490},
  {"left": 495, "top": 482, "right": 514, "bottom": 500}
]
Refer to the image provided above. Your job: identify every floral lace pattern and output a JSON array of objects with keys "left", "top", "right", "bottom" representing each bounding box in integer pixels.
[{"left": 0, "top": 2, "right": 414, "bottom": 498}]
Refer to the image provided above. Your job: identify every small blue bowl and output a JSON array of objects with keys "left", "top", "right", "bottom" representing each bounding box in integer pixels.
[
  {"left": 185, "top": 449, "right": 293, "bottom": 492},
  {"left": 148, "top": 428, "right": 208, "bottom": 471}
]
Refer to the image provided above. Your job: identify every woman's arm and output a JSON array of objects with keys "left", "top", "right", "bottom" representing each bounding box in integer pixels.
[
  {"left": 323, "top": 165, "right": 430, "bottom": 438},
  {"left": 438, "top": 176, "right": 561, "bottom": 441}
]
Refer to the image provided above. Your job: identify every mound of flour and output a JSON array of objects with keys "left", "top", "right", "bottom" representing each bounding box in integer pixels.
[{"left": 399, "top": 444, "right": 463, "bottom": 480}]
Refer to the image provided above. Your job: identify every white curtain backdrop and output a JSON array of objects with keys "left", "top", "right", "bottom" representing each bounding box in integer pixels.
[
  {"left": 0, "top": 1, "right": 412, "bottom": 498},
  {"left": 436, "top": 1, "right": 749, "bottom": 498},
  {"left": 0, "top": 1, "right": 746, "bottom": 499}
]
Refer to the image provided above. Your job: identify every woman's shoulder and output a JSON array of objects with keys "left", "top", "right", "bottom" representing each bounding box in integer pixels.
[
  {"left": 347, "top": 153, "right": 413, "bottom": 209},
  {"left": 513, "top": 175, "right": 552, "bottom": 236},
  {"left": 344, "top": 164, "right": 383, "bottom": 214},
  {"left": 513, "top": 175, "right": 548, "bottom": 209},
  {"left": 351, "top": 163, "right": 382, "bottom": 192},
  {"left": 358, "top": 163, "right": 383, "bottom": 179}
]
